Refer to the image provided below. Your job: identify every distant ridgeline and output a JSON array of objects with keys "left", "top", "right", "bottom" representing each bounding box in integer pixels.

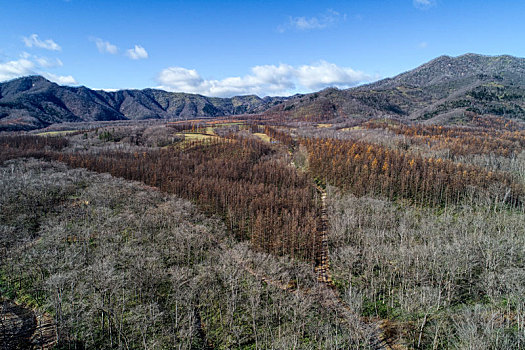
[
  {"left": 0, "top": 75, "right": 286, "bottom": 131},
  {"left": 1, "top": 53, "right": 525, "bottom": 131}
]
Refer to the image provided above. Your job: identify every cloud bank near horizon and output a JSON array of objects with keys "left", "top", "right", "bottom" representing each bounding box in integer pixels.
[{"left": 157, "top": 61, "right": 372, "bottom": 97}]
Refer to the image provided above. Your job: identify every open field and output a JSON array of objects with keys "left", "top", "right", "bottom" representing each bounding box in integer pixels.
[
  {"left": 35, "top": 130, "right": 78, "bottom": 136},
  {"left": 253, "top": 132, "right": 271, "bottom": 142},
  {"left": 175, "top": 132, "right": 220, "bottom": 141}
]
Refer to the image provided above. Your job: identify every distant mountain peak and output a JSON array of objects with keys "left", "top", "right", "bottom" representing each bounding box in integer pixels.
[
  {"left": 266, "top": 53, "right": 525, "bottom": 124},
  {"left": 362, "top": 53, "right": 525, "bottom": 91}
]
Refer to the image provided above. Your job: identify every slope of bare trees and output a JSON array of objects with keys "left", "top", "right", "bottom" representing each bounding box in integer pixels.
[
  {"left": 0, "top": 158, "right": 372, "bottom": 349},
  {"left": 327, "top": 189, "right": 525, "bottom": 348}
]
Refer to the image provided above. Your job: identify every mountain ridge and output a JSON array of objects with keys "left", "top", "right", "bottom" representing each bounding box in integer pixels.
[
  {"left": 2, "top": 53, "right": 525, "bottom": 131},
  {"left": 270, "top": 53, "right": 525, "bottom": 123},
  {"left": 0, "top": 76, "right": 286, "bottom": 131}
]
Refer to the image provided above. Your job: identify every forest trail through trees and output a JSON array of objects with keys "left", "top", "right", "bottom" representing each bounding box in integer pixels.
[
  {"left": 225, "top": 236, "right": 401, "bottom": 349},
  {"left": 203, "top": 199, "right": 402, "bottom": 350},
  {"left": 0, "top": 300, "right": 57, "bottom": 350},
  {"left": 285, "top": 142, "right": 405, "bottom": 350},
  {"left": 312, "top": 186, "right": 404, "bottom": 350},
  {"left": 315, "top": 186, "right": 334, "bottom": 286}
]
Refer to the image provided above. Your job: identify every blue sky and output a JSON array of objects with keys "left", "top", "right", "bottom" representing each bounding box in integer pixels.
[{"left": 1, "top": 0, "right": 524, "bottom": 97}]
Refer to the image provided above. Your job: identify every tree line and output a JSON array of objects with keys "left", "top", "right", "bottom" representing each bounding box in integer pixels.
[
  {"left": 304, "top": 137, "right": 524, "bottom": 208},
  {"left": 362, "top": 118, "right": 525, "bottom": 157},
  {"left": 0, "top": 134, "right": 321, "bottom": 261},
  {"left": 0, "top": 134, "right": 69, "bottom": 162}
]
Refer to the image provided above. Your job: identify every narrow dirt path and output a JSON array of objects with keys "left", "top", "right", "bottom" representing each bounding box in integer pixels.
[
  {"left": 0, "top": 299, "right": 57, "bottom": 350},
  {"left": 314, "top": 187, "right": 334, "bottom": 286},
  {"left": 280, "top": 137, "right": 406, "bottom": 350},
  {"left": 312, "top": 186, "right": 405, "bottom": 350}
]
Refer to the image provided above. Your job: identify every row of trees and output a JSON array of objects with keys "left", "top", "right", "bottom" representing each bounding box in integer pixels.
[
  {"left": 263, "top": 126, "right": 295, "bottom": 147},
  {"left": 0, "top": 134, "right": 322, "bottom": 261},
  {"left": 469, "top": 113, "right": 523, "bottom": 131},
  {"left": 166, "top": 121, "right": 210, "bottom": 133},
  {"left": 304, "top": 137, "right": 524, "bottom": 208},
  {"left": 362, "top": 119, "right": 525, "bottom": 157},
  {"left": 0, "top": 134, "right": 69, "bottom": 162}
]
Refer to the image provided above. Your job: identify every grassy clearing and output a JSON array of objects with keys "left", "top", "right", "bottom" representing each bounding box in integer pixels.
[
  {"left": 204, "top": 126, "right": 216, "bottom": 135},
  {"left": 177, "top": 133, "right": 219, "bottom": 141},
  {"left": 168, "top": 132, "right": 226, "bottom": 149},
  {"left": 317, "top": 123, "right": 333, "bottom": 128},
  {"left": 340, "top": 126, "right": 363, "bottom": 131},
  {"left": 36, "top": 130, "right": 77, "bottom": 136},
  {"left": 253, "top": 133, "right": 271, "bottom": 142}
]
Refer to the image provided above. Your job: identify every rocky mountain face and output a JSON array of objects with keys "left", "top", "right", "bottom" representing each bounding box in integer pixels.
[
  {"left": 2, "top": 54, "right": 524, "bottom": 130},
  {"left": 0, "top": 76, "right": 285, "bottom": 131},
  {"left": 268, "top": 53, "right": 525, "bottom": 123}
]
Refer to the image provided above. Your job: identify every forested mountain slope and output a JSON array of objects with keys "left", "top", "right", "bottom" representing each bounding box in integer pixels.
[
  {"left": 2, "top": 53, "right": 525, "bottom": 131},
  {"left": 267, "top": 54, "right": 525, "bottom": 123},
  {"left": 0, "top": 76, "right": 285, "bottom": 131}
]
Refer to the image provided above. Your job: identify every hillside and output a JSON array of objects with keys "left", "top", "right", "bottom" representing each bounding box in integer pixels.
[
  {"left": 0, "top": 76, "right": 285, "bottom": 131},
  {"left": 2, "top": 53, "right": 525, "bottom": 131},
  {"left": 268, "top": 53, "right": 525, "bottom": 123}
]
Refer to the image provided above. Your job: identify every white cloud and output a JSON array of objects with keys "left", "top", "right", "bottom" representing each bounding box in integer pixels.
[
  {"left": 0, "top": 58, "right": 35, "bottom": 81},
  {"left": 296, "top": 61, "right": 368, "bottom": 90},
  {"left": 157, "top": 61, "right": 371, "bottom": 97},
  {"left": 413, "top": 0, "right": 436, "bottom": 9},
  {"left": 20, "top": 53, "right": 62, "bottom": 68},
  {"left": 0, "top": 55, "right": 76, "bottom": 85},
  {"left": 279, "top": 9, "right": 345, "bottom": 32},
  {"left": 41, "top": 72, "right": 77, "bottom": 85},
  {"left": 92, "top": 38, "right": 118, "bottom": 54},
  {"left": 126, "top": 45, "right": 148, "bottom": 60},
  {"left": 35, "top": 57, "right": 63, "bottom": 68},
  {"left": 93, "top": 88, "right": 120, "bottom": 92},
  {"left": 22, "top": 34, "right": 61, "bottom": 51},
  {"left": 419, "top": 41, "right": 428, "bottom": 48}
]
